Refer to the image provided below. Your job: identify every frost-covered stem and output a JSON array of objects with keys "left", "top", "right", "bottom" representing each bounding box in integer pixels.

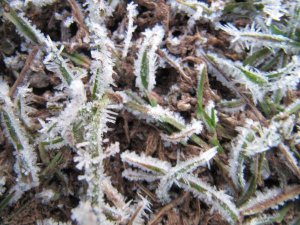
[
  {"left": 62, "top": 51, "right": 91, "bottom": 68},
  {"left": 25, "top": 0, "right": 58, "bottom": 7},
  {"left": 275, "top": 99, "right": 300, "bottom": 120},
  {"left": 229, "top": 118, "right": 282, "bottom": 193},
  {"left": 15, "top": 87, "right": 35, "bottom": 129},
  {"left": 229, "top": 130, "right": 253, "bottom": 190},
  {"left": 37, "top": 79, "right": 86, "bottom": 149},
  {"left": 122, "top": 2, "right": 138, "bottom": 58},
  {"left": 101, "top": 179, "right": 127, "bottom": 210},
  {"left": 40, "top": 137, "right": 65, "bottom": 151},
  {"left": 202, "top": 51, "right": 269, "bottom": 104},
  {"left": 87, "top": 23, "right": 116, "bottom": 100},
  {"left": 87, "top": 98, "right": 111, "bottom": 202},
  {"left": 219, "top": 99, "right": 245, "bottom": 110},
  {"left": 240, "top": 185, "right": 300, "bottom": 216},
  {"left": 199, "top": 51, "right": 242, "bottom": 98},
  {"left": 285, "top": 99, "right": 300, "bottom": 116},
  {"left": 74, "top": 95, "right": 119, "bottom": 223}
]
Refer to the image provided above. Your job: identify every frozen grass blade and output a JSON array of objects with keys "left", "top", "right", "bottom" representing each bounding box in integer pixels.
[
  {"left": 169, "top": 147, "right": 217, "bottom": 178},
  {"left": 244, "top": 203, "right": 292, "bottom": 225},
  {"left": 121, "top": 150, "right": 171, "bottom": 175},
  {"left": 196, "top": 64, "right": 206, "bottom": 119},
  {"left": 122, "top": 2, "right": 138, "bottom": 58},
  {"left": 0, "top": 107, "right": 40, "bottom": 202},
  {"left": 243, "top": 48, "right": 271, "bottom": 66},
  {"left": 218, "top": 23, "right": 300, "bottom": 52},
  {"left": 240, "top": 185, "right": 300, "bottom": 216},
  {"left": 43, "top": 37, "right": 75, "bottom": 86},
  {"left": 237, "top": 153, "right": 265, "bottom": 206},
  {"left": 0, "top": 192, "right": 15, "bottom": 213},
  {"left": 121, "top": 149, "right": 239, "bottom": 223},
  {"left": 124, "top": 99, "right": 206, "bottom": 147},
  {"left": 140, "top": 51, "right": 150, "bottom": 91},
  {"left": 0, "top": 0, "right": 46, "bottom": 44},
  {"left": 134, "top": 25, "right": 164, "bottom": 93},
  {"left": 237, "top": 66, "right": 268, "bottom": 86},
  {"left": 278, "top": 144, "right": 300, "bottom": 179},
  {"left": 179, "top": 175, "right": 240, "bottom": 224}
]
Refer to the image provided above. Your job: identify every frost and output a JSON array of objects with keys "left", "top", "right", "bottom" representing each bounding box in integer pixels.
[
  {"left": 35, "top": 188, "right": 55, "bottom": 204},
  {"left": 71, "top": 201, "right": 99, "bottom": 225},
  {"left": 240, "top": 186, "right": 300, "bottom": 215},
  {"left": 0, "top": 176, "right": 6, "bottom": 196},
  {"left": 122, "top": 2, "right": 138, "bottom": 58},
  {"left": 161, "top": 120, "right": 202, "bottom": 144},
  {"left": 38, "top": 79, "right": 86, "bottom": 146},
  {"left": 134, "top": 25, "right": 165, "bottom": 92},
  {"left": 130, "top": 195, "right": 151, "bottom": 225},
  {"left": 121, "top": 150, "right": 172, "bottom": 174},
  {"left": 2, "top": 0, "right": 300, "bottom": 224},
  {"left": 217, "top": 22, "right": 300, "bottom": 53},
  {"left": 43, "top": 37, "right": 76, "bottom": 86},
  {"left": 0, "top": 83, "right": 40, "bottom": 203}
]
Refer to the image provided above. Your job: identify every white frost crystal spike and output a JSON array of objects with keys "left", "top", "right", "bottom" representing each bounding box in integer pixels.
[{"left": 130, "top": 194, "right": 151, "bottom": 225}]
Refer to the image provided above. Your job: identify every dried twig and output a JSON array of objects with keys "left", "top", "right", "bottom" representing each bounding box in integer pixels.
[
  {"left": 9, "top": 46, "right": 39, "bottom": 98},
  {"left": 67, "top": 0, "right": 89, "bottom": 43},
  {"left": 148, "top": 192, "right": 189, "bottom": 225}
]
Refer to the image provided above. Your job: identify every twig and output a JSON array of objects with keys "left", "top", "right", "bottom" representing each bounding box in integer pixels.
[
  {"left": 157, "top": 49, "right": 193, "bottom": 84},
  {"left": 67, "top": 0, "right": 89, "bottom": 43},
  {"left": 136, "top": 183, "right": 158, "bottom": 203},
  {"left": 9, "top": 46, "right": 39, "bottom": 98},
  {"left": 148, "top": 192, "right": 189, "bottom": 225}
]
